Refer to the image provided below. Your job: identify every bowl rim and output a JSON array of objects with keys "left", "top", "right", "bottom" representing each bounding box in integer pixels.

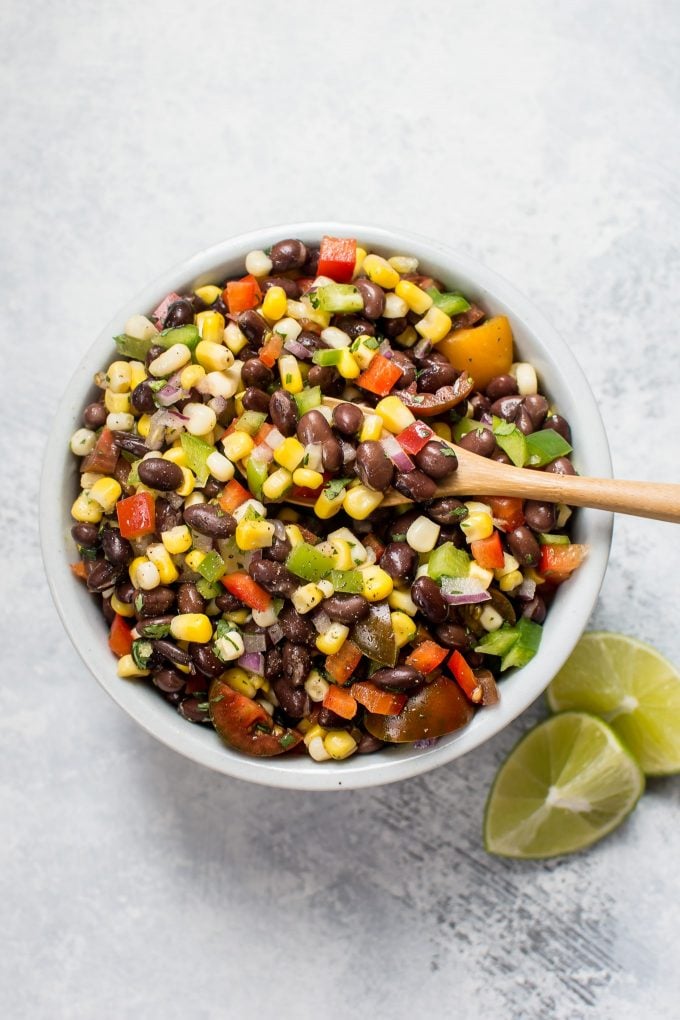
[{"left": 40, "top": 221, "right": 613, "bottom": 790}]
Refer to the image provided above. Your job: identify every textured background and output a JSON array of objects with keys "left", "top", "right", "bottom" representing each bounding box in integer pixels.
[{"left": 2, "top": 1, "right": 680, "bottom": 1017}]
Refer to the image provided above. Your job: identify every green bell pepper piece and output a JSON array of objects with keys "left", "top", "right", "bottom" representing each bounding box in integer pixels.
[
  {"left": 180, "top": 433, "right": 214, "bottom": 486},
  {"left": 425, "top": 288, "right": 471, "bottom": 317},
  {"left": 312, "top": 348, "right": 344, "bottom": 367},
  {"left": 453, "top": 417, "right": 485, "bottom": 443},
  {"left": 235, "top": 411, "right": 267, "bottom": 436},
  {"left": 475, "top": 623, "right": 520, "bottom": 658},
  {"left": 476, "top": 619, "right": 542, "bottom": 671},
  {"left": 428, "top": 543, "right": 470, "bottom": 582},
  {"left": 157, "top": 324, "right": 200, "bottom": 352},
  {"left": 113, "top": 334, "right": 155, "bottom": 360},
  {"left": 538, "top": 532, "right": 570, "bottom": 545},
  {"left": 197, "top": 551, "right": 226, "bottom": 583},
  {"left": 492, "top": 417, "right": 528, "bottom": 467},
  {"left": 195, "top": 577, "right": 223, "bottom": 600},
  {"left": 286, "top": 542, "right": 334, "bottom": 582},
  {"left": 310, "top": 283, "right": 364, "bottom": 314},
  {"left": 327, "top": 569, "right": 364, "bottom": 594},
  {"left": 294, "top": 386, "right": 322, "bottom": 416},
  {"left": 247, "top": 456, "right": 269, "bottom": 502},
  {"left": 525, "top": 429, "right": 573, "bottom": 467}
]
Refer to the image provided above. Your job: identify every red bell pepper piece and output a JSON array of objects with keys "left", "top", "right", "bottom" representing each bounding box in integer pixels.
[
  {"left": 471, "top": 531, "right": 504, "bottom": 570},
  {"left": 218, "top": 479, "right": 251, "bottom": 514},
  {"left": 487, "top": 497, "right": 525, "bottom": 532},
  {"left": 539, "top": 543, "right": 587, "bottom": 579},
  {"left": 108, "top": 614, "right": 134, "bottom": 658},
  {"left": 258, "top": 333, "right": 283, "bottom": 369},
  {"left": 351, "top": 681, "right": 407, "bottom": 716},
  {"left": 69, "top": 561, "right": 88, "bottom": 581},
  {"left": 322, "top": 684, "right": 358, "bottom": 720},
  {"left": 221, "top": 571, "right": 272, "bottom": 612},
  {"left": 448, "top": 650, "right": 483, "bottom": 703},
  {"left": 357, "top": 354, "right": 404, "bottom": 397},
  {"left": 224, "top": 275, "right": 262, "bottom": 314},
  {"left": 397, "top": 420, "right": 435, "bottom": 456},
  {"left": 325, "top": 640, "right": 362, "bottom": 686},
  {"left": 81, "top": 427, "right": 118, "bottom": 475},
  {"left": 405, "top": 639, "right": 448, "bottom": 674},
  {"left": 317, "top": 236, "right": 357, "bottom": 283},
  {"left": 116, "top": 491, "right": 156, "bottom": 539}
]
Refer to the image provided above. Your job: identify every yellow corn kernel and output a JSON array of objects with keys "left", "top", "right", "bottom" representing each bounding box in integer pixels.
[
  {"left": 524, "top": 566, "right": 546, "bottom": 587},
  {"left": 222, "top": 431, "right": 254, "bottom": 462},
  {"left": 297, "top": 717, "right": 313, "bottom": 734},
  {"left": 195, "top": 339, "right": 233, "bottom": 372},
  {"left": 499, "top": 570, "right": 524, "bottom": 592},
  {"left": 235, "top": 518, "right": 276, "bottom": 551},
  {"left": 223, "top": 610, "right": 250, "bottom": 628},
  {"left": 285, "top": 524, "right": 304, "bottom": 547},
  {"left": 361, "top": 565, "right": 394, "bottom": 602},
  {"left": 184, "top": 550, "right": 207, "bottom": 573},
  {"left": 105, "top": 389, "right": 132, "bottom": 414},
  {"left": 224, "top": 321, "right": 248, "bottom": 354},
  {"left": 359, "top": 413, "right": 383, "bottom": 442},
  {"left": 343, "top": 484, "right": 384, "bottom": 521},
  {"left": 106, "top": 360, "right": 132, "bottom": 393},
  {"left": 303, "top": 723, "right": 328, "bottom": 747},
  {"left": 278, "top": 507, "right": 299, "bottom": 523},
  {"left": 461, "top": 510, "right": 494, "bottom": 543},
  {"left": 362, "top": 253, "right": 400, "bottom": 290},
  {"left": 391, "top": 611, "right": 417, "bottom": 649},
  {"left": 170, "top": 613, "right": 213, "bottom": 644},
  {"left": 261, "top": 285, "right": 288, "bottom": 323},
  {"left": 137, "top": 414, "right": 152, "bottom": 438},
  {"left": 323, "top": 730, "right": 358, "bottom": 761},
  {"left": 222, "top": 666, "right": 258, "bottom": 699},
  {"left": 180, "top": 364, "right": 207, "bottom": 390},
  {"left": 468, "top": 562, "right": 494, "bottom": 589},
  {"left": 415, "top": 305, "right": 452, "bottom": 343},
  {"left": 395, "top": 279, "right": 433, "bottom": 315},
  {"left": 308, "top": 736, "right": 331, "bottom": 761},
  {"left": 396, "top": 325, "right": 418, "bottom": 348},
  {"left": 352, "top": 246, "right": 367, "bottom": 277},
  {"left": 88, "top": 477, "right": 122, "bottom": 513},
  {"left": 129, "top": 361, "right": 147, "bottom": 389},
  {"left": 334, "top": 348, "right": 360, "bottom": 379},
  {"left": 314, "top": 488, "right": 345, "bottom": 520},
  {"left": 300, "top": 297, "right": 331, "bottom": 329},
  {"left": 262, "top": 468, "right": 293, "bottom": 501},
  {"left": 278, "top": 354, "right": 303, "bottom": 394},
  {"left": 175, "top": 467, "right": 195, "bottom": 497},
  {"left": 292, "top": 583, "right": 324, "bottom": 615},
  {"left": 494, "top": 552, "right": 520, "bottom": 580},
  {"left": 273, "top": 436, "right": 305, "bottom": 472},
  {"left": 315, "top": 622, "right": 350, "bottom": 656},
  {"left": 329, "top": 538, "right": 354, "bottom": 571},
  {"left": 117, "top": 654, "right": 150, "bottom": 679},
  {"left": 146, "top": 543, "right": 180, "bottom": 585},
  {"left": 388, "top": 586, "right": 418, "bottom": 617},
  {"left": 161, "top": 524, "right": 193, "bottom": 555},
  {"left": 293, "top": 467, "right": 324, "bottom": 489},
  {"left": 351, "top": 337, "right": 378, "bottom": 371},
  {"left": 110, "top": 592, "right": 135, "bottom": 617},
  {"left": 389, "top": 255, "right": 418, "bottom": 274},
  {"left": 194, "top": 284, "right": 221, "bottom": 305},
  {"left": 432, "top": 422, "right": 453, "bottom": 442},
  {"left": 196, "top": 310, "right": 226, "bottom": 342},
  {"left": 375, "top": 395, "right": 415, "bottom": 434},
  {"left": 70, "top": 491, "right": 103, "bottom": 524},
  {"left": 128, "top": 555, "right": 149, "bottom": 587}
]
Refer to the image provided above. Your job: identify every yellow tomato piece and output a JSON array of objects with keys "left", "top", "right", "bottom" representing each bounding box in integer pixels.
[{"left": 437, "top": 315, "right": 513, "bottom": 390}]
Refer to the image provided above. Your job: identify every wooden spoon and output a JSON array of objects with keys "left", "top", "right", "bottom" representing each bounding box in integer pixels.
[{"left": 286, "top": 397, "right": 680, "bottom": 523}]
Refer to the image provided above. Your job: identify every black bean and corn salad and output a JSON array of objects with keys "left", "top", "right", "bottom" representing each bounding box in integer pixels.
[{"left": 68, "top": 236, "right": 586, "bottom": 762}]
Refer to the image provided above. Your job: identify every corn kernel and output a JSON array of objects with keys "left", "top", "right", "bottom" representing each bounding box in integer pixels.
[
  {"left": 117, "top": 654, "right": 150, "bottom": 679},
  {"left": 343, "top": 484, "right": 384, "bottom": 521},
  {"left": 285, "top": 524, "right": 304, "bottom": 547},
  {"left": 149, "top": 342, "right": 192, "bottom": 378},
  {"left": 205, "top": 450, "right": 234, "bottom": 482},
  {"left": 336, "top": 348, "right": 360, "bottom": 379},
  {"left": 273, "top": 436, "right": 305, "bottom": 472},
  {"left": 499, "top": 569, "right": 524, "bottom": 592},
  {"left": 314, "top": 488, "right": 345, "bottom": 519},
  {"left": 511, "top": 362, "right": 538, "bottom": 396},
  {"left": 245, "top": 249, "right": 273, "bottom": 277},
  {"left": 262, "top": 468, "right": 293, "bottom": 501},
  {"left": 161, "top": 524, "right": 193, "bottom": 555},
  {"left": 196, "top": 310, "right": 226, "bottom": 343},
  {"left": 106, "top": 412, "right": 134, "bottom": 432},
  {"left": 524, "top": 566, "right": 546, "bottom": 587},
  {"left": 170, "top": 613, "right": 213, "bottom": 644},
  {"left": 382, "top": 292, "right": 409, "bottom": 318},
  {"left": 183, "top": 403, "right": 217, "bottom": 437},
  {"left": 362, "top": 253, "right": 400, "bottom": 289},
  {"left": 137, "top": 414, "right": 152, "bottom": 438},
  {"left": 184, "top": 549, "right": 207, "bottom": 572},
  {"left": 146, "top": 543, "right": 180, "bottom": 585},
  {"left": 304, "top": 670, "right": 329, "bottom": 703},
  {"left": 329, "top": 538, "right": 354, "bottom": 571},
  {"left": 388, "top": 255, "right": 419, "bottom": 274},
  {"left": 293, "top": 467, "right": 324, "bottom": 489},
  {"left": 105, "top": 389, "right": 132, "bottom": 414},
  {"left": 388, "top": 586, "right": 418, "bottom": 616},
  {"left": 106, "top": 360, "right": 132, "bottom": 393},
  {"left": 303, "top": 723, "right": 327, "bottom": 747},
  {"left": 395, "top": 279, "right": 433, "bottom": 315},
  {"left": 194, "top": 284, "right": 222, "bottom": 305},
  {"left": 88, "top": 477, "right": 122, "bottom": 513},
  {"left": 297, "top": 718, "right": 313, "bottom": 734},
  {"left": 176, "top": 467, "right": 195, "bottom": 497},
  {"left": 300, "top": 296, "right": 331, "bottom": 328},
  {"left": 195, "top": 339, "right": 233, "bottom": 372},
  {"left": 432, "top": 422, "right": 453, "bottom": 442},
  {"left": 129, "top": 361, "right": 147, "bottom": 389},
  {"left": 396, "top": 325, "right": 418, "bottom": 348},
  {"left": 415, "top": 306, "right": 452, "bottom": 343},
  {"left": 391, "top": 611, "right": 417, "bottom": 648},
  {"left": 128, "top": 555, "right": 148, "bottom": 587},
  {"left": 480, "top": 606, "right": 505, "bottom": 632},
  {"left": 292, "top": 583, "right": 324, "bottom": 615},
  {"left": 317, "top": 579, "right": 334, "bottom": 598},
  {"left": 222, "top": 431, "right": 254, "bottom": 462},
  {"left": 278, "top": 354, "right": 303, "bottom": 394},
  {"left": 406, "top": 516, "right": 441, "bottom": 553},
  {"left": 494, "top": 552, "right": 520, "bottom": 580},
  {"left": 136, "top": 560, "right": 161, "bottom": 590},
  {"left": 468, "top": 562, "right": 494, "bottom": 589},
  {"left": 261, "top": 285, "right": 288, "bottom": 323},
  {"left": 252, "top": 605, "right": 279, "bottom": 628},
  {"left": 461, "top": 510, "right": 494, "bottom": 543},
  {"left": 315, "top": 622, "right": 350, "bottom": 655},
  {"left": 361, "top": 565, "right": 393, "bottom": 602},
  {"left": 222, "top": 666, "right": 258, "bottom": 699},
  {"left": 110, "top": 593, "right": 135, "bottom": 617},
  {"left": 224, "top": 321, "right": 248, "bottom": 354},
  {"left": 124, "top": 314, "right": 157, "bottom": 341},
  {"left": 352, "top": 246, "right": 367, "bottom": 278},
  {"left": 279, "top": 507, "right": 300, "bottom": 523},
  {"left": 323, "top": 730, "right": 358, "bottom": 760},
  {"left": 352, "top": 337, "right": 378, "bottom": 370},
  {"left": 308, "top": 735, "right": 332, "bottom": 762},
  {"left": 223, "top": 609, "right": 250, "bottom": 625},
  {"left": 359, "top": 413, "right": 383, "bottom": 442},
  {"left": 375, "top": 395, "right": 415, "bottom": 434},
  {"left": 235, "top": 518, "right": 275, "bottom": 551},
  {"left": 70, "top": 428, "right": 96, "bottom": 457}
]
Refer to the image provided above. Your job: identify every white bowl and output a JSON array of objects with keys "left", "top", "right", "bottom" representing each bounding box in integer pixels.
[{"left": 40, "top": 222, "right": 613, "bottom": 790}]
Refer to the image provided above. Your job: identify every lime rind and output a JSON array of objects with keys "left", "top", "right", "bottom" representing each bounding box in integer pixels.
[{"left": 484, "top": 712, "right": 645, "bottom": 860}]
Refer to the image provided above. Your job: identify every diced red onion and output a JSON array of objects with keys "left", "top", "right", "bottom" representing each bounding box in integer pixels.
[
  {"left": 208, "top": 396, "right": 228, "bottom": 416},
  {"left": 443, "top": 590, "right": 492, "bottom": 606},
  {"left": 237, "top": 652, "right": 265, "bottom": 674},
  {"left": 378, "top": 339, "right": 393, "bottom": 358},
  {"left": 283, "top": 338, "right": 313, "bottom": 360},
  {"left": 517, "top": 579, "right": 537, "bottom": 601},
  {"left": 312, "top": 610, "right": 332, "bottom": 634},
  {"left": 413, "top": 337, "right": 432, "bottom": 359},
  {"left": 155, "top": 371, "right": 187, "bottom": 407},
  {"left": 264, "top": 428, "right": 285, "bottom": 450},
  {"left": 479, "top": 412, "right": 494, "bottom": 426},
  {"left": 267, "top": 623, "right": 284, "bottom": 645},
  {"left": 441, "top": 575, "right": 492, "bottom": 605},
  {"left": 250, "top": 443, "right": 273, "bottom": 464},
  {"left": 381, "top": 435, "right": 415, "bottom": 472},
  {"left": 146, "top": 407, "right": 187, "bottom": 450},
  {"left": 243, "top": 632, "right": 267, "bottom": 654}
]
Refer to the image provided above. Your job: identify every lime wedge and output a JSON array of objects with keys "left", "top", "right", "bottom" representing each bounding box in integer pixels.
[
  {"left": 547, "top": 632, "right": 680, "bottom": 776},
  {"left": 484, "top": 712, "right": 644, "bottom": 859}
]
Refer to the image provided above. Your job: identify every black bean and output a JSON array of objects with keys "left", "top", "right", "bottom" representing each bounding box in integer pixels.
[
  {"left": 137, "top": 457, "right": 183, "bottom": 491},
  {"left": 380, "top": 543, "right": 418, "bottom": 584},
  {"left": 491, "top": 449, "right": 512, "bottom": 464},
  {"left": 322, "top": 593, "right": 370, "bottom": 625},
  {"left": 113, "top": 457, "right": 131, "bottom": 494},
  {"left": 178, "top": 697, "right": 211, "bottom": 723},
  {"left": 321, "top": 437, "right": 343, "bottom": 473},
  {"left": 354, "top": 278, "right": 385, "bottom": 319},
  {"left": 249, "top": 559, "right": 297, "bottom": 597},
  {"left": 417, "top": 362, "right": 459, "bottom": 393},
  {"left": 265, "top": 646, "right": 284, "bottom": 682},
  {"left": 544, "top": 456, "right": 576, "bottom": 475},
  {"left": 213, "top": 593, "right": 240, "bottom": 613},
  {"left": 490, "top": 394, "right": 524, "bottom": 421},
  {"left": 381, "top": 316, "right": 408, "bottom": 338},
  {"left": 86, "top": 559, "right": 122, "bottom": 593},
  {"left": 242, "top": 387, "right": 271, "bottom": 414},
  {"left": 356, "top": 441, "right": 394, "bottom": 493},
  {"left": 263, "top": 536, "right": 291, "bottom": 563},
  {"left": 136, "top": 615, "right": 174, "bottom": 636},
  {"left": 415, "top": 441, "right": 458, "bottom": 480},
  {"left": 278, "top": 605, "right": 316, "bottom": 645},
  {"left": 435, "top": 527, "right": 466, "bottom": 548},
  {"left": 269, "top": 238, "right": 307, "bottom": 272},
  {"left": 522, "top": 596, "right": 547, "bottom": 623},
  {"left": 301, "top": 246, "right": 320, "bottom": 276},
  {"left": 101, "top": 596, "right": 116, "bottom": 624},
  {"left": 101, "top": 527, "right": 133, "bottom": 567},
  {"left": 485, "top": 374, "right": 518, "bottom": 401},
  {"left": 295, "top": 329, "right": 327, "bottom": 359},
  {"left": 282, "top": 642, "right": 311, "bottom": 686},
  {"left": 241, "top": 358, "right": 273, "bottom": 389},
  {"left": 183, "top": 503, "right": 236, "bottom": 538},
  {"left": 237, "top": 309, "right": 268, "bottom": 342},
  {"left": 385, "top": 509, "right": 422, "bottom": 542},
  {"left": 468, "top": 394, "right": 491, "bottom": 420},
  {"left": 394, "top": 470, "right": 437, "bottom": 502},
  {"left": 115, "top": 433, "right": 148, "bottom": 458},
  {"left": 153, "top": 639, "right": 192, "bottom": 668},
  {"left": 177, "top": 582, "right": 206, "bottom": 615},
  {"left": 164, "top": 299, "right": 194, "bottom": 328},
  {"left": 190, "top": 643, "right": 225, "bottom": 678},
  {"left": 427, "top": 497, "right": 468, "bottom": 526},
  {"left": 523, "top": 500, "right": 556, "bottom": 533},
  {"left": 152, "top": 668, "right": 186, "bottom": 694},
  {"left": 507, "top": 526, "right": 541, "bottom": 566},
  {"left": 390, "top": 351, "right": 417, "bottom": 389},
  {"left": 136, "top": 587, "right": 176, "bottom": 617},
  {"left": 544, "top": 414, "right": 572, "bottom": 442},
  {"left": 523, "top": 394, "right": 549, "bottom": 428},
  {"left": 332, "top": 402, "right": 363, "bottom": 436},
  {"left": 357, "top": 733, "right": 385, "bottom": 754},
  {"left": 83, "top": 402, "right": 107, "bottom": 429},
  {"left": 269, "top": 390, "right": 298, "bottom": 436},
  {"left": 370, "top": 666, "right": 427, "bottom": 692},
  {"left": 307, "top": 364, "right": 343, "bottom": 395},
  {"left": 115, "top": 579, "right": 136, "bottom": 604},
  {"left": 154, "top": 497, "right": 183, "bottom": 534},
  {"left": 273, "top": 678, "right": 310, "bottom": 719},
  {"left": 411, "top": 576, "right": 448, "bottom": 624},
  {"left": 514, "top": 406, "right": 535, "bottom": 436},
  {"left": 203, "top": 478, "right": 222, "bottom": 499},
  {"left": 333, "top": 315, "right": 376, "bottom": 339},
  {"left": 297, "top": 409, "right": 332, "bottom": 445},
  {"left": 316, "top": 706, "right": 353, "bottom": 730},
  {"left": 71, "top": 522, "right": 99, "bottom": 547},
  {"left": 458, "top": 427, "right": 496, "bottom": 457},
  {"left": 435, "top": 622, "right": 473, "bottom": 650},
  {"left": 260, "top": 276, "right": 300, "bottom": 299}
]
